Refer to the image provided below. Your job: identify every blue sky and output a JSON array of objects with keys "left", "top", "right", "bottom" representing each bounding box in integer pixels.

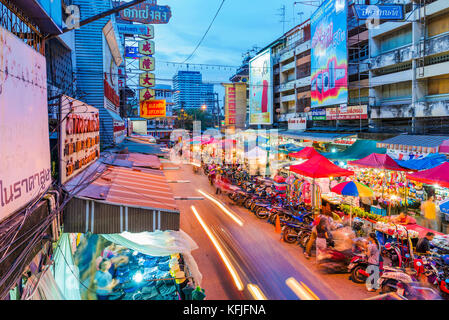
[{"left": 132, "top": 0, "right": 315, "bottom": 103}]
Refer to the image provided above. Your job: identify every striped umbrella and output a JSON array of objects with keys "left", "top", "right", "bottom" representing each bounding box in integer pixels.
[
  {"left": 331, "top": 181, "right": 373, "bottom": 197},
  {"left": 331, "top": 181, "right": 373, "bottom": 226}
]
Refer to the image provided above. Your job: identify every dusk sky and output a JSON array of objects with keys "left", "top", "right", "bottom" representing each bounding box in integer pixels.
[{"left": 146, "top": 0, "right": 315, "bottom": 102}]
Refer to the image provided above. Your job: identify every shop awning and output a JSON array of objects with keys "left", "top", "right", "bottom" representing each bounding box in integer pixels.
[
  {"left": 320, "top": 140, "right": 387, "bottom": 161},
  {"left": 377, "top": 135, "right": 449, "bottom": 154},
  {"left": 63, "top": 162, "right": 179, "bottom": 234},
  {"left": 280, "top": 131, "right": 355, "bottom": 142},
  {"left": 116, "top": 138, "right": 166, "bottom": 156},
  {"left": 406, "top": 162, "right": 449, "bottom": 188},
  {"left": 290, "top": 155, "right": 354, "bottom": 179},
  {"left": 289, "top": 147, "right": 324, "bottom": 160},
  {"left": 395, "top": 154, "right": 447, "bottom": 171},
  {"left": 348, "top": 153, "right": 408, "bottom": 171},
  {"left": 106, "top": 108, "right": 124, "bottom": 123}
]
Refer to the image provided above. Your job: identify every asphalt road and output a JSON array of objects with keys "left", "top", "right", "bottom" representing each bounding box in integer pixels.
[{"left": 163, "top": 163, "right": 377, "bottom": 300}]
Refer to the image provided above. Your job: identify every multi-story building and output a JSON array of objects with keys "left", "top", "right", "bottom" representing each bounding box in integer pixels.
[
  {"left": 368, "top": 0, "right": 449, "bottom": 135},
  {"left": 147, "top": 84, "right": 175, "bottom": 140},
  {"left": 73, "top": 0, "right": 126, "bottom": 147},
  {"left": 173, "top": 70, "right": 215, "bottom": 110}
]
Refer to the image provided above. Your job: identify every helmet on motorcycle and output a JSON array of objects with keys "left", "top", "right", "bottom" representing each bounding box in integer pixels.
[
  {"left": 384, "top": 243, "right": 392, "bottom": 250},
  {"left": 443, "top": 255, "right": 449, "bottom": 266}
]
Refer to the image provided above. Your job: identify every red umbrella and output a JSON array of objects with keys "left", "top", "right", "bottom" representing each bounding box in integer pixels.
[
  {"left": 290, "top": 155, "right": 354, "bottom": 178},
  {"left": 348, "top": 153, "right": 407, "bottom": 171},
  {"left": 406, "top": 162, "right": 449, "bottom": 188},
  {"left": 288, "top": 147, "right": 324, "bottom": 160}
]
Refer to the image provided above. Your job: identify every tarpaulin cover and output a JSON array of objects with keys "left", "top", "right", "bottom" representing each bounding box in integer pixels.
[
  {"left": 52, "top": 233, "right": 82, "bottom": 300},
  {"left": 439, "top": 140, "right": 449, "bottom": 154},
  {"left": 348, "top": 153, "right": 408, "bottom": 171},
  {"left": 289, "top": 147, "right": 324, "bottom": 160},
  {"left": 21, "top": 267, "right": 65, "bottom": 300},
  {"left": 290, "top": 155, "right": 354, "bottom": 178},
  {"left": 101, "top": 230, "right": 202, "bottom": 286},
  {"left": 395, "top": 154, "right": 447, "bottom": 171},
  {"left": 320, "top": 140, "right": 387, "bottom": 161},
  {"left": 406, "top": 162, "right": 449, "bottom": 188}
]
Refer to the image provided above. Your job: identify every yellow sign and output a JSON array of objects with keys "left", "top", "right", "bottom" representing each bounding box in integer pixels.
[
  {"left": 139, "top": 72, "right": 155, "bottom": 88},
  {"left": 140, "top": 88, "right": 155, "bottom": 101},
  {"left": 140, "top": 100, "right": 166, "bottom": 118},
  {"left": 223, "top": 83, "right": 247, "bottom": 129},
  {"left": 139, "top": 40, "right": 155, "bottom": 55},
  {"left": 139, "top": 56, "right": 155, "bottom": 71}
]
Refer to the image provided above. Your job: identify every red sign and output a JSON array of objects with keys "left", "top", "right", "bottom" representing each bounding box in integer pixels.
[
  {"left": 104, "top": 73, "right": 120, "bottom": 107},
  {"left": 226, "top": 86, "right": 236, "bottom": 125},
  {"left": 140, "top": 100, "right": 166, "bottom": 118}
]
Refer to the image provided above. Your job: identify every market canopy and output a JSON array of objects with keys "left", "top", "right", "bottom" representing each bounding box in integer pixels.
[
  {"left": 290, "top": 155, "right": 354, "bottom": 179},
  {"left": 439, "top": 140, "right": 449, "bottom": 154},
  {"left": 395, "top": 154, "right": 447, "bottom": 171},
  {"left": 288, "top": 147, "right": 324, "bottom": 160},
  {"left": 377, "top": 134, "right": 449, "bottom": 155},
  {"left": 320, "top": 140, "right": 387, "bottom": 161},
  {"left": 406, "top": 162, "right": 449, "bottom": 188},
  {"left": 280, "top": 131, "right": 355, "bottom": 143},
  {"left": 348, "top": 153, "right": 408, "bottom": 171}
]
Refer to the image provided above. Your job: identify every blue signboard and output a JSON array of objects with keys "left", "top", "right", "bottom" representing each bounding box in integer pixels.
[
  {"left": 354, "top": 5, "right": 404, "bottom": 21},
  {"left": 312, "top": 108, "right": 326, "bottom": 120},
  {"left": 310, "top": 0, "right": 348, "bottom": 108},
  {"left": 125, "top": 46, "right": 142, "bottom": 59},
  {"left": 117, "top": 23, "right": 153, "bottom": 37},
  {"left": 37, "top": 0, "right": 63, "bottom": 29}
]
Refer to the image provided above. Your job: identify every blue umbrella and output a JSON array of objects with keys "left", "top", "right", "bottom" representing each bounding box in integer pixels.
[{"left": 440, "top": 200, "right": 449, "bottom": 214}]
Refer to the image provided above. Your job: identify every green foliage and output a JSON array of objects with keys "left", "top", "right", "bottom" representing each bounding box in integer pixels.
[{"left": 339, "top": 204, "right": 388, "bottom": 223}]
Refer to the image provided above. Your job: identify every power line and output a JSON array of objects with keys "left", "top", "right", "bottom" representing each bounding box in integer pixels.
[{"left": 181, "top": 0, "right": 226, "bottom": 64}]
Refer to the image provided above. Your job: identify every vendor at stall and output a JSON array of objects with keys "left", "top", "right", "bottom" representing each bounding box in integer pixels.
[
  {"left": 415, "top": 232, "right": 435, "bottom": 255},
  {"left": 390, "top": 211, "right": 416, "bottom": 225}
]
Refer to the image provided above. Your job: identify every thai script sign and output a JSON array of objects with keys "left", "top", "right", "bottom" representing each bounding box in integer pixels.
[
  {"left": 0, "top": 26, "right": 51, "bottom": 219},
  {"left": 288, "top": 117, "right": 307, "bottom": 131},
  {"left": 119, "top": 0, "right": 172, "bottom": 24},
  {"left": 60, "top": 96, "right": 100, "bottom": 184},
  {"left": 354, "top": 4, "right": 404, "bottom": 21},
  {"left": 312, "top": 108, "right": 326, "bottom": 120},
  {"left": 140, "top": 100, "right": 167, "bottom": 118},
  {"left": 326, "top": 105, "right": 368, "bottom": 120},
  {"left": 311, "top": 0, "right": 348, "bottom": 108},
  {"left": 117, "top": 23, "right": 154, "bottom": 38}
]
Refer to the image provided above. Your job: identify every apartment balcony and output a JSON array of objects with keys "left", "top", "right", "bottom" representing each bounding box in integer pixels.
[
  {"left": 295, "top": 40, "right": 311, "bottom": 56},
  {"left": 295, "top": 76, "right": 310, "bottom": 88},
  {"left": 279, "top": 81, "right": 295, "bottom": 92},
  {"left": 371, "top": 44, "right": 413, "bottom": 70},
  {"left": 280, "top": 49, "right": 295, "bottom": 63},
  {"left": 281, "top": 61, "right": 296, "bottom": 73},
  {"left": 348, "top": 60, "right": 370, "bottom": 75},
  {"left": 281, "top": 94, "right": 296, "bottom": 103}
]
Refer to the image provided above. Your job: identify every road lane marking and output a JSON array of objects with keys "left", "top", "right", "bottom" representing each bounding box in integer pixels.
[
  {"left": 285, "top": 277, "right": 320, "bottom": 300},
  {"left": 191, "top": 205, "right": 244, "bottom": 291},
  {"left": 197, "top": 190, "right": 244, "bottom": 227},
  {"left": 167, "top": 180, "right": 191, "bottom": 183},
  {"left": 163, "top": 167, "right": 180, "bottom": 170},
  {"left": 300, "top": 281, "right": 320, "bottom": 300},
  {"left": 247, "top": 284, "right": 267, "bottom": 300}
]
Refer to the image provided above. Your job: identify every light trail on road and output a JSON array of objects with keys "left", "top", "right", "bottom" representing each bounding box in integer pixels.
[
  {"left": 197, "top": 189, "right": 244, "bottom": 227},
  {"left": 191, "top": 205, "right": 244, "bottom": 291},
  {"left": 247, "top": 284, "right": 267, "bottom": 300},
  {"left": 285, "top": 277, "right": 320, "bottom": 300}
]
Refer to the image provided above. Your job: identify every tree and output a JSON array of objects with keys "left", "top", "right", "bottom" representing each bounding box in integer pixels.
[{"left": 174, "top": 108, "right": 214, "bottom": 131}]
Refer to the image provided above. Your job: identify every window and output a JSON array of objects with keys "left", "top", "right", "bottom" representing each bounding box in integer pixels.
[
  {"left": 428, "top": 75, "right": 449, "bottom": 95},
  {"left": 381, "top": 82, "right": 412, "bottom": 99},
  {"left": 380, "top": 27, "right": 412, "bottom": 53},
  {"left": 427, "top": 12, "right": 449, "bottom": 37}
]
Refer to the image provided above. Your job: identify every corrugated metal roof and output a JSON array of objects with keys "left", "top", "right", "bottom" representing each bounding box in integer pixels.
[
  {"left": 379, "top": 135, "right": 449, "bottom": 148},
  {"left": 280, "top": 131, "right": 355, "bottom": 142}
]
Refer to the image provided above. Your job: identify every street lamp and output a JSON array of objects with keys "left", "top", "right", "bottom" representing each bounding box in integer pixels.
[{"left": 201, "top": 105, "right": 207, "bottom": 111}]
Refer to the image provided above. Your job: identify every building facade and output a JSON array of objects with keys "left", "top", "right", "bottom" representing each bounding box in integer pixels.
[
  {"left": 73, "top": 0, "right": 126, "bottom": 147},
  {"left": 173, "top": 70, "right": 215, "bottom": 110}
]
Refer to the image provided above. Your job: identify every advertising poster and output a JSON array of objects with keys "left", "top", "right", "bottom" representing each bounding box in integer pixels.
[
  {"left": 140, "top": 100, "right": 167, "bottom": 118},
  {"left": 326, "top": 105, "right": 368, "bottom": 120},
  {"left": 59, "top": 96, "right": 100, "bottom": 184},
  {"left": 249, "top": 49, "right": 273, "bottom": 125},
  {"left": 311, "top": 0, "right": 348, "bottom": 108},
  {"left": 0, "top": 26, "right": 51, "bottom": 219}
]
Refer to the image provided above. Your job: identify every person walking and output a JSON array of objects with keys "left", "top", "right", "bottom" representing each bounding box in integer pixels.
[
  {"left": 365, "top": 233, "right": 381, "bottom": 292},
  {"left": 304, "top": 211, "right": 333, "bottom": 259},
  {"left": 315, "top": 218, "right": 331, "bottom": 264},
  {"left": 421, "top": 195, "right": 438, "bottom": 231}
]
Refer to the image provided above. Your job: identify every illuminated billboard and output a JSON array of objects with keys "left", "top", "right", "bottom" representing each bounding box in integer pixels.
[
  {"left": 249, "top": 49, "right": 273, "bottom": 125},
  {"left": 310, "top": 0, "right": 348, "bottom": 108}
]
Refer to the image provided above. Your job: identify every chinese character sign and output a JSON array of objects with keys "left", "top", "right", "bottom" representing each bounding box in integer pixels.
[
  {"left": 139, "top": 40, "right": 155, "bottom": 55},
  {"left": 310, "top": 0, "right": 348, "bottom": 108},
  {"left": 139, "top": 56, "right": 155, "bottom": 71},
  {"left": 140, "top": 88, "right": 155, "bottom": 101},
  {"left": 139, "top": 72, "right": 155, "bottom": 87},
  {"left": 140, "top": 100, "right": 166, "bottom": 118}
]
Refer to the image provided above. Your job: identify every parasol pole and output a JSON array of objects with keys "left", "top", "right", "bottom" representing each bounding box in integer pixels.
[
  {"left": 350, "top": 196, "right": 353, "bottom": 228},
  {"left": 312, "top": 178, "right": 316, "bottom": 215}
]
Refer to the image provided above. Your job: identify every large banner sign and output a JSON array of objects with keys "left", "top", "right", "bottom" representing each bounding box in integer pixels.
[
  {"left": 0, "top": 26, "right": 51, "bottom": 219},
  {"left": 60, "top": 96, "right": 100, "bottom": 184},
  {"left": 249, "top": 49, "right": 273, "bottom": 125},
  {"left": 311, "top": 0, "right": 348, "bottom": 108},
  {"left": 326, "top": 105, "right": 368, "bottom": 120}
]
